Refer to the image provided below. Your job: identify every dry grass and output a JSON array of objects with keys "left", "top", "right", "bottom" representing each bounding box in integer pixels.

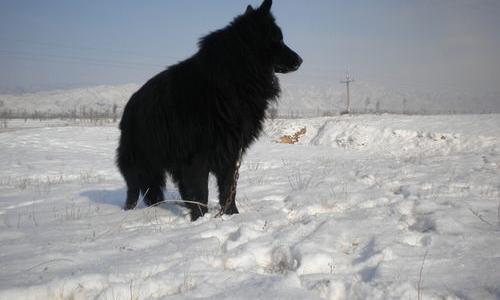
[
  {"left": 278, "top": 127, "right": 306, "bottom": 144},
  {"left": 288, "top": 170, "right": 314, "bottom": 191}
]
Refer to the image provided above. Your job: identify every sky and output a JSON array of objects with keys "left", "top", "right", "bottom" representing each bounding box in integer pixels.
[{"left": 0, "top": 0, "right": 499, "bottom": 100}]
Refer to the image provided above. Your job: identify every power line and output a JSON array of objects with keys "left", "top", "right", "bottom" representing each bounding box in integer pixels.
[
  {"left": 0, "top": 54, "right": 156, "bottom": 72},
  {"left": 0, "top": 36, "right": 181, "bottom": 61},
  {"left": 0, "top": 49, "right": 165, "bottom": 70}
]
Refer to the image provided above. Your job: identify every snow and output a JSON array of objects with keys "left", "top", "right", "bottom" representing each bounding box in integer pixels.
[{"left": 0, "top": 114, "right": 499, "bottom": 299}]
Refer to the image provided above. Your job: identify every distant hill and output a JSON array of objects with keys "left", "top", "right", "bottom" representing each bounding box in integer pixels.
[
  {"left": 0, "top": 81, "right": 498, "bottom": 118},
  {"left": 278, "top": 80, "right": 500, "bottom": 116},
  {"left": 0, "top": 84, "right": 138, "bottom": 118}
]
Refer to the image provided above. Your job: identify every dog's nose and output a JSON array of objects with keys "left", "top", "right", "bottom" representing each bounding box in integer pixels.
[{"left": 296, "top": 56, "right": 303, "bottom": 68}]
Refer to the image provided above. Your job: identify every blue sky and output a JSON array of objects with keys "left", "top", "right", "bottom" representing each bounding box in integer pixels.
[{"left": 0, "top": 0, "right": 499, "bottom": 96}]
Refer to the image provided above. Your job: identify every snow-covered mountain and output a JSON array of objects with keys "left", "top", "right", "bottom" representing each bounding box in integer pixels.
[
  {"left": 0, "top": 84, "right": 139, "bottom": 117},
  {"left": 0, "top": 82, "right": 498, "bottom": 118}
]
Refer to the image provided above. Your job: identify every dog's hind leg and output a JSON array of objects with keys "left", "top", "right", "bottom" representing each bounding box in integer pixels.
[
  {"left": 120, "top": 167, "right": 146, "bottom": 210},
  {"left": 125, "top": 187, "right": 140, "bottom": 210},
  {"left": 117, "top": 158, "right": 140, "bottom": 210},
  {"left": 120, "top": 162, "right": 165, "bottom": 209},
  {"left": 139, "top": 169, "right": 165, "bottom": 207},
  {"left": 172, "top": 159, "right": 209, "bottom": 221},
  {"left": 117, "top": 134, "right": 143, "bottom": 210}
]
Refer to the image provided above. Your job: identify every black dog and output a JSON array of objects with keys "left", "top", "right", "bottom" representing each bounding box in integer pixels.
[{"left": 117, "top": 0, "right": 302, "bottom": 221}]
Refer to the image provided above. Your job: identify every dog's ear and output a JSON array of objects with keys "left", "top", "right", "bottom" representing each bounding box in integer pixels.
[
  {"left": 245, "top": 5, "right": 253, "bottom": 14},
  {"left": 259, "top": 0, "right": 272, "bottom": 13}
]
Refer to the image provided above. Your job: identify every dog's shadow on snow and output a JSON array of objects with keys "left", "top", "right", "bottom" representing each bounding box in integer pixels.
[{"left": 80, "top": 188, "right": 187, "bottom": 217}]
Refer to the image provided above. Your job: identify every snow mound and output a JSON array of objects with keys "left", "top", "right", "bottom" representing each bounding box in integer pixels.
[
  {"left": 310, "top": 120, "right": 497, "bottom": 155},
  {"left": 266, "top": 114, "right": 500, "bottom": 157}
]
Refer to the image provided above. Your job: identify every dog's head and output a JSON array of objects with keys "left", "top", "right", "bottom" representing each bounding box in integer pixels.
[{"left": 241, "top": 0, "right": 303, "bottom": 74}]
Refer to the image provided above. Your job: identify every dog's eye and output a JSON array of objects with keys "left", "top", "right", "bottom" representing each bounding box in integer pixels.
[
  {"left": 269, "top": 27, "right": 283, "bottom": 44},
  {"left": 272, "top": 39, "right": 283, "bottom": 48},
  {"left": 273, "top": 34, "right": 283, "bottom": 45},
  {"left": 277, "top": 30, "right": 283, "bottom": 42}
]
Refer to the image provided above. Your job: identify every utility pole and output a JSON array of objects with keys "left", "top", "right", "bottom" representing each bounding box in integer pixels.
[{"left": 340, "top": 72, "right": 354, "bottom": 114}]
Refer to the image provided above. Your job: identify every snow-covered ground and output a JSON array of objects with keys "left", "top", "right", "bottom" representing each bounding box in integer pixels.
[{"left": 0, "top": 114, "right": 499, "bottom": 299}]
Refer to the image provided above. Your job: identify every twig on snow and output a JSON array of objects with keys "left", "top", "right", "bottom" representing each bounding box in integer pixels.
[
  {"left": 417, "top": 249, "right": 429, "bottom": 300},
  {"left": 468, "top": 207, "right": 493, "bottom": 226},
  {"left": 24, "top": 258, "right": 74, "bottom": 272}
]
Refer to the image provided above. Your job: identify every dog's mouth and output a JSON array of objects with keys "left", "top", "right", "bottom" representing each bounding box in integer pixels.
[
  {"left": 275, "top": 65, "right": 299, "bottom": 74},
  {"left": 274, "top": 57, "right": 303, "bottom": 74}
]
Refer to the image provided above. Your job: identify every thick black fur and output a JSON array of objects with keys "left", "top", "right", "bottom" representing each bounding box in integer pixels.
[{"left": 116, "top": 0, "right": 302, "bottom": 221}]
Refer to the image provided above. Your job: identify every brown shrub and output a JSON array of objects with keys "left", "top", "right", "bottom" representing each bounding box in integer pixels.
[{"left": 278, "top": 127, "right": 306, "bottom": 144}]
